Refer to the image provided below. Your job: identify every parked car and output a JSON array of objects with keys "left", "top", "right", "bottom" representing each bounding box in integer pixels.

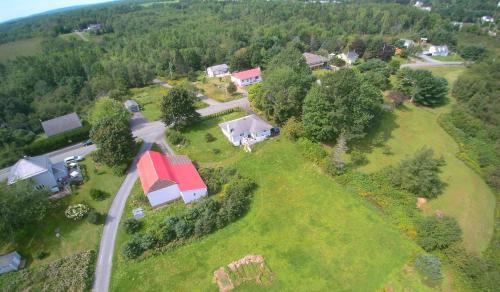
[
  {"left": 64, "top": 156, "right": 83, "bottom": 166},
  {"left": 83, "top": 139, "right": 94, "bottom": 146}
]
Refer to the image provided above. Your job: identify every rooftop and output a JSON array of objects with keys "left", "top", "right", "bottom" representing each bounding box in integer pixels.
[
  {"left": 232, "top": 68, "right": 261, "bottom": 80},
  {"left": 219, "top": 114, "right": 272, "bottom": 136},
  {"left": 303, "top": 52, "right": 328, "bottom": 66},
  {"left": 8, "top": 156, "right": 52, "bottom": 185},
  {"left": 41, "top": 112, "right": 82, "bottom": 137}
]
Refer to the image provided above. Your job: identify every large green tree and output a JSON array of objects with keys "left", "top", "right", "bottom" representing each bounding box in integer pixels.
[
  {"left": 160, "top": 87, "right": 200, "bottom": 129},
  {"left": 90, "top": 117, "right": 135, "bottom": 167},
  {"left": 89, "top": 97, "right": 130, "bottom": 125},
  {"left": 0, "top": 181, "right": 51, "bottom": 239},
  {"left": 303, "top": 69, "right": 383, "bottom": 141},
  {"left": 396, "top": 68, "right": 448, "bottom": 106}
]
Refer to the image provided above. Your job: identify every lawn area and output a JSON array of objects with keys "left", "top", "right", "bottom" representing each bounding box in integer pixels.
[
  {"left": 0, "top": 157, "right": 125, "bottom": 268},
  {"left": 0, "top": 37, "right": 43, "bottom": 62},
  {"left": 195, "top": 75, "right": 241, "bottom": 102},
  {"left": 111, "top": 114, "right": 428, "bottom": 291},
  {"left": 129, "top": 85, "right": 168, "bottom": 121},
  {"left": 172, "top": 111, "right": 247, "bottom": 166},
  {"left": 353, "top": 66, "right": 495, "bottom": 254},
  {"left": 431, "top": 54, "right": 464, "bottom": 62}
]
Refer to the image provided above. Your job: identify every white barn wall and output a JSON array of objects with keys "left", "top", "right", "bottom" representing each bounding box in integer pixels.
[
  {"left": 181, "top": 188, "right": 208, "bottom": 203},
  {"left": 147, "top": 184, "right": 181, "bottom": 207}
]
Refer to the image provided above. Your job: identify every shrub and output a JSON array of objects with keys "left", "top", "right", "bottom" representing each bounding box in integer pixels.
[
  {"left": 415, "top": 254, "right": 443, "bottom": 283},
  {"left": 297, "top": 137, "right": 328, "bottom": 166},
  {"left": 139, "top": 234, "right": 158, "bottom": 250},
  {"left": 281, "top": 116, "right": 305, "bottom": 141},
  {"left": 65, "top": 204, "right": 90, "bottom": 220},
  {"left": 36, "top": 250, "right": 49, "bottom": 259},
  {"left": 199, "top": 167, "right": 236, "bottom": 195},
  {"left": 159, "top": 225, "right": 176, "bottom": 244},
  {"left": 121, "top": 237, "right": 144, "bottom": 259},
  {"left": 87, "top": 210, "right": 101, "bottom": 224},
  {"left": 416, "top": 215, "right": 462, "bottom": 251},
  {"left": 174, "top": 219, "right": 194, "bottom": 239},
  {"left": 112, "top": 163, "right": 128, "bottom": 176},
  {"left": 227, "top": 82, "right": 237, "bottom": 94},
  {"left": 325, "top": 160, "right": 345, "bottom": 176},
  {"left": 23, "top": 123, "right": 91, "bottom": 156},
  {"left": 212, "top": 148, "right": 221, "bottom": 155},
  {"left": 382, "top": 145, "right": 392, "bottom": 155},
  {"left": 166, "top": 130, "right": 187, "bottom": 145},
  {"left": 123, "top": 218, "right": 142, "bottom": 234},
  {"left": 205, "top": 133, "right": 216, "bottom": 142},
  {"left": 350, "top": 150, "right": 368, "bottom": 166},
  {"left": 390, "top": 147, "right": 446, "bottom": 198},
  {"left": 89, "top": 189, "right": 108, "bottom": 201}
]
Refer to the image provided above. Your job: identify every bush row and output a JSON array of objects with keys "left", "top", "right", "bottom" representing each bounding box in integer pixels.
[
  {"left": 23, "top": 123, "right": 91, "bottom": 156},
  {"left": 201, "top": 107, "right": 244, "bottom": 119},
  {"left": 121, "top": 173, "right": 256, "bottom": 259}
]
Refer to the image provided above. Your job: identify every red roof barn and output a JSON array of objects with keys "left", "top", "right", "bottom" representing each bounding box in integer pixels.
[{"left": 137, "top": 150, "right": 207, "bottom": 207}]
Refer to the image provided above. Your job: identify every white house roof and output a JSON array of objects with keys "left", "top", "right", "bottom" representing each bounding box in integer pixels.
[
  {"left": 207, "top": 64, "right": 229, "bottom": 72},
  {"left": 429, "top": 45, "right": 448, "bottom": 52},
  {"left": 8, "top": 156, "right": 52, "bottom": 185},
  {"left": 0, "top": 252, "right": 20, "bottom": 267},
  {"left": 41, "top": 112, "right": 82, "bottom": 137},
  {"left": 219, "top": 115, "right": 272, "bottom": 137}
]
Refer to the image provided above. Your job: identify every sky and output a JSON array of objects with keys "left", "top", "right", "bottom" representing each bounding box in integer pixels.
[{"left": 0, "top": 0, "right": 113, "bottom": 23}]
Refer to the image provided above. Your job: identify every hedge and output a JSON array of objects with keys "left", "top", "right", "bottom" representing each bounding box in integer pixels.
[{"left": 23, "top": 122, "right": 91, "bottom": 156}]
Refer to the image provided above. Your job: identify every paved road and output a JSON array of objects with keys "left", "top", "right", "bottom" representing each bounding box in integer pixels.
[
  {"left": 197, "top": 97, "right": 249, "bottom": 116},
  {"left": 401, "top": 54, "right": 466, "bottom": 68},
  {"left": 152, "top": 78, "right": 173, "bottom": 88}
]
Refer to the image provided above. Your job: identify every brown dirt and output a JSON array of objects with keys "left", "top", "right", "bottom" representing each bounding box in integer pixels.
[
  {"left": 416, "top": 197, "right": 427, "bottom": 209},
  {"left": 213, "top": 254, "right": 272, "bottom": 292}
]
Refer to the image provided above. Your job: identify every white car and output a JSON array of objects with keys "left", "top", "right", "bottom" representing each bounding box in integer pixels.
[{"left": 64, "top": 156, "right": 83, "bottom": 165}]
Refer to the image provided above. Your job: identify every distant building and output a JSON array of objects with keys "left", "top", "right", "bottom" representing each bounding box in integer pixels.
[
  {"left": 231, "top": 68, "right": 262, "bottom": 87},
  {"left": 482, "top": 16, "right": 494, "bottom": 23},
  {"left": 420, "top": 37, "right": 428, "bottom": 44},
  {"left": 124, "top": 100, "right": 140, "bottom": 112},
  {"left": 414, "top": 1, "right": 431, "bottom": 11},
  {"left": 137, "top": 151, "right": 207, "bottom": 207},
  {"left": 339, "top": 51, "right": 359, "bottom": 65},
  {"left": 41, "top": 112, "right": 82, "bottom": 137},
  {"left": 86, "top": 23, "right": 103, "bottom": 31},
  {"left": 429, "top": 45, "right": 449, "bottom": 57},
  {"left": 219, "top": 114, "right": 273, "bottom": 146},
  {"left": 451, "top": 21, "right": 464, "bottom": 29},
  {"left": 206, "top": 64, "right": 229, "bottom": 77},
  {"left": 400, "top": 39, "right": 415, "bottom": 48},
  {"left": 0, "top": 252, "right": 21, "bottom": 274},
  {"left": 303, "top": 52, "right": 328, "bottom": 70},
  {"left": 7, "top": 155, "right": 64, "bottom": 192}
]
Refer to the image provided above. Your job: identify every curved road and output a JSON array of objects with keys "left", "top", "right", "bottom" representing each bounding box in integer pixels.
[{"left": 401, "top": 54, "right": 467, "bottom": 68}]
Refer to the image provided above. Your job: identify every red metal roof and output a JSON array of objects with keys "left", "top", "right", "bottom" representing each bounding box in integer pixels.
[
  {"left": 137, "top": 150, "right": 206, "bottom": 195},
  {"left": 232, "top": 67, "right": 261, "bottom": 80}
]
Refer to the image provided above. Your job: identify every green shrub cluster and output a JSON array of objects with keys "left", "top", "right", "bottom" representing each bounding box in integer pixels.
[
  {"left": 120, "top": 173, "right": 256, "bottom": 260},
  {"left": 123, "top": 218, "right": 142, "bottom": 234},
  {"left": 166, "top": 130, "right": 187, "bottom": 146},
  {"left": 416, "top": 215, "right": 462, "bottom": 252},
  {"left": 297, "top": 137, "right": 328, "bottom": 166},
  {"left": 198, "top": 167, "right": 237, "bottom": 194},
  {"left": 201, "top": 107, "right": 243, "bottom": 119},
  {"left": 23, "top": 123, "right": 91, "bottom": 156},
  {"left": 0, "top": 250, "right": 95, "bottom": 291},
  {"left": 415, "top": 254, "right": 443, "bottom": 283},
  {"left": 90, "top": 188, "right": 108, "bottom": 201}
]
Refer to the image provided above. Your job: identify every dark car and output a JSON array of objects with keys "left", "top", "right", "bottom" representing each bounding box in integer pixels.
[{"left": 83, "top": 139, "right": 94, "bottom": 146}]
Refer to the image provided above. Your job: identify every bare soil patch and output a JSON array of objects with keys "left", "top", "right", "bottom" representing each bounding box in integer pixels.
[{"left": 214, "top": 255, "right": 273, "bottom": 291}]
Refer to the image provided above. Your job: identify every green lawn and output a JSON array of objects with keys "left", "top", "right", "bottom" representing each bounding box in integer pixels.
[
  {"left": 354, "top": 66, "right": 495, "bottom": 254},
  {"left": 0, "top": 157, "right": 124, "bottom": 267},
  {"left": 129, "top": 85, "right": 169, "bottom": 121},
  {"left": 0, "top": 37, "right": 43, "bottom": 62},
  {"left": 172, "top": 111, "right": 247, "bottom": 166},
  {"left": 111, "top": 114, "right": 428, "bottom": 291},
  {"left": 195, "top": 76, "right": 241, "bottom": 102},
  {"left": 431, "top": 54, "right": 464, "bottom": 62}
]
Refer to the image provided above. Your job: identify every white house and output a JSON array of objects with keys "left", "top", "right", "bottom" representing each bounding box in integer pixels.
[
  {"left": 482, "top": 16, "right": 494, "bottom": 23},
  {"left": 7, "top": 156, "right": 64, "bottom": 192},
  {"left": 429, "top": 45, "right": 449, "bottom": 56},
  {"left": 0, "top": 252, "right": 21, "bottom": 274},
  {"left": 219, "top": 114, "right": 273, "bottom": 146},
  {"left": 137, "top": 151, "right": 207, "bottom": 208},
  {"left": 206, "top": 64, "right": 229, "bottom": 77},
  {"left": 339, "top": 51, "right": 359, "bottom": 65},
  {"left": 231, "top": 68, "right": 262, "bottom": 87}
]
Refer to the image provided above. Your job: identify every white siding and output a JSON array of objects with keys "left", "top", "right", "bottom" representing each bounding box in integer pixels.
[
  {"left": 147, "top": 184, "right": 181, "bottom": 207},
  {"left": 230, "top": 76, "right": 261, "bottom": 87},
  {"left": 181, "top": 188, "right": 208, "bottom": 203}
]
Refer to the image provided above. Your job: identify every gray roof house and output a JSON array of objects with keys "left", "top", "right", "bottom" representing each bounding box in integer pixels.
[
  {"left": 124, "top": 100, "right": 140, "bottom": 112},
  {"left": 0, "top": 252, "right": 21, "bottom": 274},
  {"left": 206, "top": 64, "right": 229, "bottom": 77},
  {"left": 303, "top": 52, "right": 328, "bottom": 69},
  {"left": 41, "top": 112, "right": 82, "bottom": 137},
  {"left": 429, "top": 45, "right": 449, "bottom": 56},
  {"left": 339, "top": 51, "right": 359, "bottom": 65},
  {"left": 219, "top": 115, "right": 273, "bottom": 146},
  {"left": 8, "top": 156, "right": 62, "bottom": 192}
]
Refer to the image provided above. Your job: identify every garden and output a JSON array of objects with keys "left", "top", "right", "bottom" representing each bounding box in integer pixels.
[{"left": 194, "top": 75, "right": 241, "bottom": 102}]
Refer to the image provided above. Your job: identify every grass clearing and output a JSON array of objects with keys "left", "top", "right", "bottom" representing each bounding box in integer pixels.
[
  {"left": 0, "top": 157, "right": 124, "bottom": 268},
  {"left": 195, "top": 76, "right": 241, "bottom": 102},
  {"left": 0, "top": 37, "right": 43, "bottom": 62},
  {"left": 111, "top": 113, "right": 427, "bottom": 291},
  {"left": 353, "top": 66, "right": 494, "bottom": 254},
  {"left": 129, "top": 85, "right": 168, "bottom": 121},
  {"left": 431, "top": 54, "right": 464, "bottom": 62}
]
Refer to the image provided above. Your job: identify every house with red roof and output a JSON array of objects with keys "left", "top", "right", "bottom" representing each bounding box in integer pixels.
[
  {"left": 230, "top": 67, "right": 262, "bottom": 87},
  {"left": 137, "top": 150, "right": 207, "bottom": 207}
]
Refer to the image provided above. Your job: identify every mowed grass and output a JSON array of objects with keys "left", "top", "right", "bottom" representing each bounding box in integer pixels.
[
  {"left": 431, "top": 54, "right": 464, "bottom": 62},
  {"left": 0, "top": 158, "right": 124, "bottom": 267},
  {"left": 111, "top": 115, "right": 427, "bottom": 291},
  {"left": 195, "top": 76, "right": 241, "bottom": 102},
  {"left": 129, "top": 85, "right": 168, "bottom": 121},
  {"left": 0, "top": 37, "right": 43, "bottom": 62},
  {"left": 355, "top": 66, "right": 495, "bottom": 254}
]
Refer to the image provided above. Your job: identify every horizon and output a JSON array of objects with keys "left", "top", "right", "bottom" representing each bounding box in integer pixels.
[{"left": 0, "top": 0, "right": 115, "bottom": 23}]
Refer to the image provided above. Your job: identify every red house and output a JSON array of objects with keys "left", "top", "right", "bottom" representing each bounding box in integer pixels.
[
  {"left": 137, "top": 150, "right": 207, "bottom": 207},
  {"left": 231, "top": 67, "right": 262, "bottom": 87}
]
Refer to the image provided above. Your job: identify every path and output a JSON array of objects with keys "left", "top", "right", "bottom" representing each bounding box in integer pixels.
[
  {"left": 401, "top": 54, "right": 466, "bottom": 68},
  {"left": 75, "top": 31, "right": 89, "bottom": 41}
]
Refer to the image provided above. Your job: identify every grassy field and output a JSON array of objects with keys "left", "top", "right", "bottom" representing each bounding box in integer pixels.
[
  {"left": 0, "top": 157, "right": 124, "bottom": 267},
  {"left": 0, "top": 37, "right": 43, "bottom": 62},
  {"left": 354, "top": 66, "right": 495, "bottom": 254},
  {"left": 431, "top": 54, "right": 464, "bottom": 62},
  {"left": 129, "top": 85, "right": 168, "bottom": 121},
  {"left": 195, "top": 76, "right": 241, "bottom": 102},
  {"left": 111, "top": 114, "right": 428, "bottom": 291}
]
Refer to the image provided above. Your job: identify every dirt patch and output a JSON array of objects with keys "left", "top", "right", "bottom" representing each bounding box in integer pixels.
[
  {"left": 416, "top": 197, "right": 427, "bottom": 209},
  {"left": 214, "top": 255, "right": 273, "bottom": 291}
]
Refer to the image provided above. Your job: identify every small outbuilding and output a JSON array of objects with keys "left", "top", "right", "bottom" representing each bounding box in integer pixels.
[
  {"left": 206, "top": 64, "right": 229, "bottom": 77},
  {"left": 303, "top": 52, "right": 328, "bottom": 70},
  {"left": 124, "top": 100, "right": 140, "bottom": 112},
  {"left": 339, "top": 51, "right": 359, "bottom": 65},
  {"left": 0, "top": 252, "right": 21, "bottom": 274},
  {"left": 41, "top": 112, "right": 82, "bottom": 137},
  {"left": 219, "top": 114, "right": 273, "bottom": 146}
]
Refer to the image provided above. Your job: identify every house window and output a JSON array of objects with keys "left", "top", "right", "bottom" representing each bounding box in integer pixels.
[{"left": 34, "top": 184, "right": 45, "bottom": 191}]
